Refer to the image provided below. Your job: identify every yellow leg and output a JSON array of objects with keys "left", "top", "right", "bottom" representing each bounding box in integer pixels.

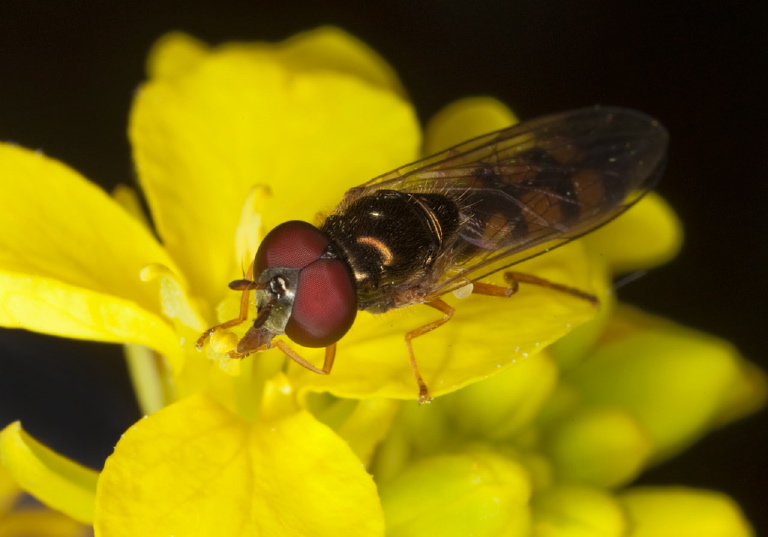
[
  {"left": 196, "top": 262, "right": 258, "bottom": 351},
  {"left": 405, "top": 298, "right": 455, "bottom": 404},
  {"left": 471, "top": 271, "right": 599, "bottom": 306}
]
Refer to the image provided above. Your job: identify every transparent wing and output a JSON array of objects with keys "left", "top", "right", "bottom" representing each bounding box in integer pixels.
[{"left": 341, "top": 106, "right": 669, "bottom": 296}]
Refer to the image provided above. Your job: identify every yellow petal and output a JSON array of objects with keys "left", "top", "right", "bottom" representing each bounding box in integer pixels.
[
  {"left": 111, "top": 184, "right": 152, "bottom": 230},
  {"left": 711, "top": 358, "right": 768, "bottom": 426},
  {"left": 130, "top": 48, "right": 419, "bottom": 304},
  {"left": 583, "top": 192, "right": 683, "bottom": 273},
  {"left": 294, "top": 240, "right": 604, "bottom": 401},
  {"left": 233, "top": 185, "right": 270, "bottom": 271},
  {"left": 0, "top": 509, "right": 85, "bottom": 537},
  {"left": 0, "top": 144, "right": 180, "bottom": 358},
  {"left": 146, "top": 32, "right": 209, "bottom": 80},
  {"left": 380, "top": 452, "right": 532, "bottom": 537},
  {"left": 123, "top": 343, "right": 175, "bottom": 415},
  {"left": 532, "top": 485, "right": 627, "bottom": 537},
  {"left": 0, "top": 422, "right": 98, "bottom": 524},
  {"left": 149, "top": 28, "right": 404, "bottom": 94},
  {"left": 0, "top": 272, "right": 179, "bottom": 360},
  {"left": 0, "top": 464, "right": 16, "bottom": 515},
  {"left": 424, "top": 96, "right": 519, "bottom": 155},
  {"left": 308, "top": 396, "right": 401, "bottom": 466},
  {"left": 139, "top": 263, "right": 206, "bottom": 331},
  {"left": 548, "top": 295, "right": 616, "bottom": 371},
  {"left": 275, "top": 26, "right": 405, "bottom": 95},
  {"left": 94, "top": 393, "right": 384, "bottom": 537},
  {"left": 0, "top": 144, "right": 180, "bottom": 313},
  {"left": 619, "top": 487, "right": 754, "bottom": 537}
]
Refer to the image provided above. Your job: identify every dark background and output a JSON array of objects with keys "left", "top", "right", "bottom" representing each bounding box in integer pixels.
[{"left": 1, "top": 0, "right": 766, "bottom": 531}]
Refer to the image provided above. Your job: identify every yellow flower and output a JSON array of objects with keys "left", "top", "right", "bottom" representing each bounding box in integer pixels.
[
  {"left": 0, "top": 463, "right": 86, "bottom": 536},
  {"left": 0, "top": 27, "right": 763, "bottom": 536},
  {"left": 373, "top": 303, "right": 765, "bottom": 536}
]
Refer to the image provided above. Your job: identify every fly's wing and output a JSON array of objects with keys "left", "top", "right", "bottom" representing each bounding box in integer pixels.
[{"left": 342, "top": 106, "right": 669, "bottom": 295}]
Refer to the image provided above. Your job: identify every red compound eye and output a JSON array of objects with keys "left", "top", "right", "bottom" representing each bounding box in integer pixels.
[
  {"left": 256, "top": 221, "right": 357, "bottom": 348},
  {"left": 256, "top": 221, "right": 331, "bottom": 272},
  {"left": 286, "top": 257, "right": 357, "bottom": 347}
]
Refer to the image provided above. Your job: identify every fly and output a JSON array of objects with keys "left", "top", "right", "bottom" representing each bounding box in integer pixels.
[{"left": 197, "top": 106, "right": 669, "bottom": 403}]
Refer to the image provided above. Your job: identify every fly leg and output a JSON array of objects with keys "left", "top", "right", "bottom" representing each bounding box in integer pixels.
[
  {"left": 196, "top": 263, "right": 261, "bottom": 351},
  {"left": 407, "top": 276, "right": 596, "bottom": 403},
  {"left": 221, "top": 316, "right": 337, "bottom": 375},
  {"left": 227, "top": 337, "right": 337, "bottom": 374},
  {"left": 472, "top": 272, "right": 599, "bottom": 306},
  {"left": 272, "top": 340, "right": 337, "bottom": 375},
  {"left": 406, "top": 298, "right": 455, "bottom": 404}
]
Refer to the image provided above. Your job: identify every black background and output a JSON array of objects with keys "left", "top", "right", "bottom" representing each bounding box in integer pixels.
[{"left": 1, "top": 0, "right": 766, "bottom": 532}]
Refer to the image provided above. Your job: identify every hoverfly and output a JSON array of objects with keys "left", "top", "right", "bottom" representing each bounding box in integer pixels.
[{"left": 197, "top": 106, "right": 668, "bottom": 403}]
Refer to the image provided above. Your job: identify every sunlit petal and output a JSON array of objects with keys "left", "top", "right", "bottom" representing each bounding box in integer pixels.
[
  {"left": 424, "top": 96, "right": 519, "bottom": 154},
  {"left": 584, "top": 192, "right": 683, "bottom": 273},
  {"left": 146, "top": 32, "right": 209, "bottom": 80},
  {"left": 0, "top": 144, "right": 181, "bottom": 358},
  {"left": 0, "top": 271, "right": 179, "bottom": 361},
  {"left": 273, "top": 26, "right": 406, "bottom": 94},
  {"left": 0, "top": 144, "right": 181, "bottom": 313},
  {"left": 94, "top": 393, "right": 384, "bottom": 537},
  {"left": 131, "top": 45, "right": 419, "bottom": 304},
  {"left": 0, "top": 465, "right": 16, "bottom": 515},
  {"left": 0, "top": 422, "right": 98, "bottom": 524}
]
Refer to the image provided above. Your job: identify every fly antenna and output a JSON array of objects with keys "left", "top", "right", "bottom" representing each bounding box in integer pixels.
[
  {"left": 229, "top": 279, "right": 265, "bottom": 291},
  {"left": 253, "top": 299, "right": 277, "bottom": 328}
]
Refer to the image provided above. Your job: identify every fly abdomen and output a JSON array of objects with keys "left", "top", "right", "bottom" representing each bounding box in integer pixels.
[
  {"left": 321, "top": 189, "right": 460, "bottom": 309},
  {"left": 459, "top": 142, "right": 638, "bottom": 252}
]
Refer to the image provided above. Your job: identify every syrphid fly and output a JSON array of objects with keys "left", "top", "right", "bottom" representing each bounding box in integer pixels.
[{"left": 197, "top": 106, "right": 668, "bottom": 403}]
